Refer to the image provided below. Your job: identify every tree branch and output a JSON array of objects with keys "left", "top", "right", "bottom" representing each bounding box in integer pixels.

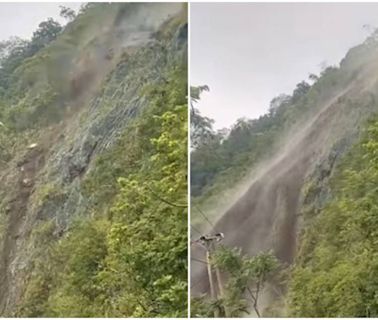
[{"left": 146, "top": 184, "right": 187, "bottom": 208}]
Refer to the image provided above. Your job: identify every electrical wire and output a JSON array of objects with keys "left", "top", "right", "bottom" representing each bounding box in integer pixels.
[{"left": 193, "top": 204, "right": 217, "bottom": 232}]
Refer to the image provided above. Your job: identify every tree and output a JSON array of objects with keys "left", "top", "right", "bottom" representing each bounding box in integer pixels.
[
  {"left": 190, "top": 85, "right": 215, "bottom": 149},
  {"left": 92, "top": 70, "right": 188, "bottom": 317},
  {"left": 0, "top": 37, "right": 28, "bottom": 63},
  {"left": 19, "top": 66, "right": 188, "bottom": 317},
  {"left": 212, "top": 247, "right": 280, "bottom": 317},
  {"left": 0, "top": 18, "right": 63, "bottom": 91},
  {"left": 0, "top": 37, "right": 29, "bottom": 88},
  {"left": 27, "top": 18, "right": 62, "bottom": 56},
  {"left": 292, "top": 81, "right": 310, "bottom": 102},
  {"left": 268, "top": 94, "right": 291, "bottom": 116},
  {"left": 190, "top": 85, "right": 209, "bottom": 106},
  {"left": 59, "top": 6, "right": 76, "bottom": 22},
  {"left": 288, "top": 118, "right": 378, "bottom": 317},
  {"left": 191, "top": 107, "right": 216, "bottom": 149},
  {"left": 308, "top": 73, "right": 319, "bottom": 82}
]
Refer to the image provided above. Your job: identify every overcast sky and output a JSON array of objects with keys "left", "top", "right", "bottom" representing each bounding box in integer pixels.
[
  {"left": 191, "top": 3, "right": 378, "bottom": 129},
  {"left": 0, "top": 2, "right": 82, "bottom": 41}
]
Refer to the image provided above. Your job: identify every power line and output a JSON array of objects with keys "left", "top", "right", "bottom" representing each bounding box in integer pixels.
[
  {"left": 191, "top": 257, "right": 209, "bottom": 265},
  {"left": 190, "top": 224, "right": 202, "bottom": 236},
  {"left": 193, "top": 204, "right": 217, "bottom": 232},
  {"left": 146, "top": 184, "right": 187, "bottom": 208}
]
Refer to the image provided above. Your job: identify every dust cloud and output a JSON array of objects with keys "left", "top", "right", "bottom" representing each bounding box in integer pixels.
[{"left": 191, "top": 60, "right": 378, "bottom": 315}]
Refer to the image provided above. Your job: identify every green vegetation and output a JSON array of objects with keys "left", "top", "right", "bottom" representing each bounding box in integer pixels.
[
  {"left": 33, "top": 182, "right": 64, "bottom": 208},
  {"left": 0, "top": 3, "right": 127, "bottom": 132},
  {"left": 0, "top": 13, "right": 67, "bottom": 157},
  {"left": 191, "top": 247, "right": 279, "bottom": 318},
  {"left": 190, "top": 76, "right": 319, "bottom": 204},
  {"left": 0, "top": 3, "right": 187, "bottom": 317},
  {"left": 0, "top": 19, "right": 62, "bottom": 92},
  {"left": 17, "top": 65, "right": 188, "bottom": 317},
  {"left": 288, "top": 117, "right": 378, "bottom": 317},
  {"left": 191, "top": 29, "right": 378, "bottom": 318},
  {"left": 190, "top": 29, "right": 378, "bottom": 206}
]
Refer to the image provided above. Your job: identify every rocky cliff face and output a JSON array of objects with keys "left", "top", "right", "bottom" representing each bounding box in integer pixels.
[
  {"left": 0, "top": 3, "right": 187, "bottom": 315},
  {"left": 191, "top": 32, "right": 378, "bottom": 315}
]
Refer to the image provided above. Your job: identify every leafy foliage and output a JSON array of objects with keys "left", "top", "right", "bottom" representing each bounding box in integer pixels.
[
  {"left": 59, "top": 6, "right": 76, "bottom": 22},
  {"left": 0, "top": 19, "right": 62, "bottom": 92},
  {"left": 191, "top": 27, "right": 378, "bottom": 318},
  {"left": 288, "top": 117, "right": 378, "bottom": 317},
  {"left": 18, "top": 65, "right": 188, "bottom": 317},
  {"left": 0, "top": 3, "right": 187, "bottom": 317},
  {"left": 191, "top": 247, "right": 279, "bottom": 318},
  {"left": 214, "top": 248, "right": 279, "bottom": 317},
  {"left": 190, "top": 34, "right": 376, "bottom": 223},
  {"left": 190, "top": 77, "right": 314, "bottom": 200}
]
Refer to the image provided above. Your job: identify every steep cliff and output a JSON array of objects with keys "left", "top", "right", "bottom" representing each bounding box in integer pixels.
[
  {"left": 0, "top": 3, "right": 187, "bottom": 317},
  {"left": 191, "top": 31, "right": 378, "bottom": 316}
]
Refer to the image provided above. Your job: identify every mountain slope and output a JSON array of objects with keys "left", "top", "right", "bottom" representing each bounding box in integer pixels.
[
  {"left": 288, "top": 116, "right": 378, "bottom": 317},
  {"left": 0, "top": 3, "right": 187, "bottom": 317},
  {"left": 191, "top": 31, "right": 378, "bottom": 316}
]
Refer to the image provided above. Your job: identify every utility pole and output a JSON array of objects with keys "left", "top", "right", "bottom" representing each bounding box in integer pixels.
[{"left": 196, "top": 232, "right": 230, "bottom": 317}]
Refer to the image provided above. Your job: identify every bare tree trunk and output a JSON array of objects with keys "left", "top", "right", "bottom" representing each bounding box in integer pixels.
[{"left": 247, "top": 287, "right": 261, "bottom": 318}]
